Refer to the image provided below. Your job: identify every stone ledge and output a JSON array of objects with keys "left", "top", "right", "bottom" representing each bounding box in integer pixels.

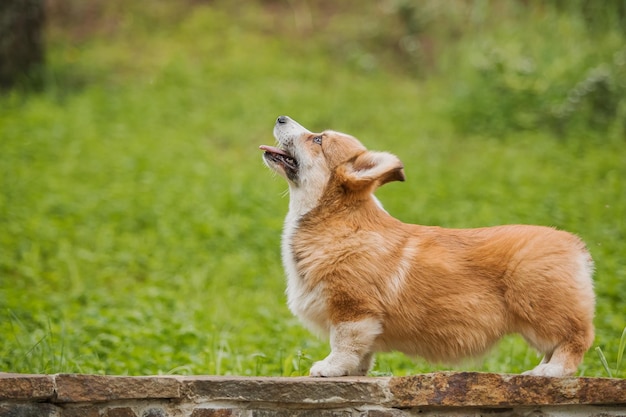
[
  {"left": 182, "top": 376, "right": 389, "bottom": 406},
  {"left": 1, "top": 372, "right": 625, "bottom": 417},
  {"left": 389, "top": 372, "right": 626, "bottom": 407},
  {"left": 54, "top": 374, "right": 182, "bottom": 403},
  {"left": 0, "top": 373, "right": 55, "bottom": 401}
]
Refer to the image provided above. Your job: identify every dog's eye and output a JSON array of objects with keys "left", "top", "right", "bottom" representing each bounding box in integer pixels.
[{"left": 313, "top": 135, "right": 323, "bottom": 145}]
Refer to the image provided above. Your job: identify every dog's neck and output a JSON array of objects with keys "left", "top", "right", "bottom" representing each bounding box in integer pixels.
[
  {"left": 287, "top": 185, "right": 325, "bottom": 219},
  {"left": 287, "top": 185, "right": 387, "bottom": 224}
]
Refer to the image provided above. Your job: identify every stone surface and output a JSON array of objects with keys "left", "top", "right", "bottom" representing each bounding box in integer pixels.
[
  {"left": 103, "top": 407, "right": 137, "bottom": 417},
  {"left": 60, "top": 406, "right": 100, "bottom": 417},
  {"left": 54, "top": 374, "right": 181, "bottom": 403},
  {"left": 250, "top": 410, "right": 353, "bottom": 417},
  {"left": 0, "top": 403, "right": 59, "bottom": 417},
  {"left": 140, "top": 408, "right": 167, "bottom": 417},
  {"left": 190, "top": 409, "right": 240, "bottom": 417},
  {"left": 388, "top": 372, "right": 626, "bottom": 407},
  {"left": 0, "top": 372, "right": 625, "bottom": 417},
  {"left": 184, "top": 376, "right": 389, "bottom": 406},
  {"left": 0, "top": 373, "right": 55, "bottom": 400}
]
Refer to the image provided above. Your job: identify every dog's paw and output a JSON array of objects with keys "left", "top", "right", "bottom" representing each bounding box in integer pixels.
[
  {"left": 522, "top": 363, "right": 567, "bottom": 377},
  {"left": 309, "top": 360, "right": 349, "bottom": 377}
]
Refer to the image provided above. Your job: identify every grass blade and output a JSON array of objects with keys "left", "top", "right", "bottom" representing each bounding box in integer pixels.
[
  {"left": 595, "top": 346, "right": 612, "bottom": 378},
  {"left": 616, "top": 326, "right": 626, "bottom": 374}
]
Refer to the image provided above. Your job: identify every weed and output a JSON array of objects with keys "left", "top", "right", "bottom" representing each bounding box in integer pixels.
[{"left": 595, "top": 327, "right": 626, "bottom": 378}]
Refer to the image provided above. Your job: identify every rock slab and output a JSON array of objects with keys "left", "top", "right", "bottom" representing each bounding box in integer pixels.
[{"left": 0, "top": 372, "right": 624, "bottom": 416}]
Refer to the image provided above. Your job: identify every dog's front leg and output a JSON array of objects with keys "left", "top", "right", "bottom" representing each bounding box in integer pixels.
[{"left": 310, "top": 318, "right": 382, "bottom": 377}]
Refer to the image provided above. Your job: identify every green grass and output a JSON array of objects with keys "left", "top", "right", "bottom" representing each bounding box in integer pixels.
[
  {"left": 595, "top": 326, "right": 626, "bottom": 378},
  {"left": 1, "top": 1, "right": 625, "bottom": 377}
]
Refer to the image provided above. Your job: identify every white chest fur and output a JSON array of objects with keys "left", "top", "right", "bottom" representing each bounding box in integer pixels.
[{"left": 281, "top": 210, "right": 330, "bottom": 337}]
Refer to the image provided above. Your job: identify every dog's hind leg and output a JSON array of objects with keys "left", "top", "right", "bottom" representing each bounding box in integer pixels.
[
  {"left": 310, "top": 318, "right": 382, "bottom": 377},
  {"left": 523, "top": 324, "right": 594, "bottom": 377},
  {"left": 538, "top": 349, "right": 554, "bottom": 366},
  {"left": 515, "top": 249, "right": 595, "bottom": 377}
]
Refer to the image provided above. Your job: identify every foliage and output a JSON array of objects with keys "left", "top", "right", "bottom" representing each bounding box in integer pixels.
[
  {"left": 448, "top": 24, "right": 626, "bottom": 137},
  {"left": 595, "top": 326, "right": 626, "bottom": 378},
  {"left": 0, "top": 0, "right": 624, "bottom": 377},
  {"left": 389, "top": 1, "right": 626, "bottom": 137}
]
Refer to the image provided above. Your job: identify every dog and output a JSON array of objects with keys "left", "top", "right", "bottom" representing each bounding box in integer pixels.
[{"left": 260, "top": 115, "right": 595, "bottom": 377}]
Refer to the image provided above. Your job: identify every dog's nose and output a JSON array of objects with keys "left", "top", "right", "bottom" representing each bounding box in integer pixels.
[{"left": 276, "top": 115, "right": 289, "bottom": 124}]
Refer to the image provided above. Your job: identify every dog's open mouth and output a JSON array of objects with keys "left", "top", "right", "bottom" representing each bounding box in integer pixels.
[{"left": 259, "top": 145, "right": 298, "bottom": 172}]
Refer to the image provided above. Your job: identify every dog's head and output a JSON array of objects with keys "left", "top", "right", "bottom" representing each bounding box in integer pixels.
[{"left": 260, "top": 116, "right": 404, "bottom": 211}]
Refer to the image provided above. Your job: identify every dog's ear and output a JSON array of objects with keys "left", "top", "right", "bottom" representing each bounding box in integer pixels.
[{"left": 338, "top": 151, "right": 405, "bottom": 191}]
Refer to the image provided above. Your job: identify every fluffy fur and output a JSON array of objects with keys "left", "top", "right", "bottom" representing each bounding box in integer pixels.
[{"left": 260, "top": 115, "right": 595, "bottom": 377}]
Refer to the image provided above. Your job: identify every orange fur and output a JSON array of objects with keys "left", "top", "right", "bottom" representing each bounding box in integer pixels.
[{"left": 261, "top": 116, "right": 595, "bottom": 377}]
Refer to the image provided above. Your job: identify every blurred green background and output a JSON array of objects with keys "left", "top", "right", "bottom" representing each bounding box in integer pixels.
[{"left": 1, "top": 0, "right": 625, "bottom": 377}]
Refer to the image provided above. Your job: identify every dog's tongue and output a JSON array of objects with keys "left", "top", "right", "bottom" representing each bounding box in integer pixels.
[{"left": 259, "top": 145, "right": 289, "bottom": 156}]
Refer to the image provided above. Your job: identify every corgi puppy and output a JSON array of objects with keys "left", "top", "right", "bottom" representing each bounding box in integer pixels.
[{"left": 260, "top": 116, "right": 595, "bottom": 377}]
